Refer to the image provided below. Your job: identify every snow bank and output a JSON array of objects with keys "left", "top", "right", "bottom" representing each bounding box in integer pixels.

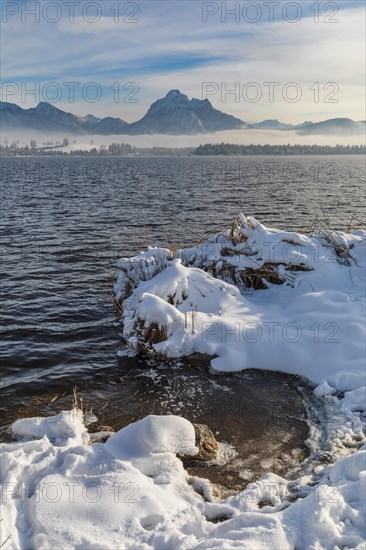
[
  {"left": 1, "top": 407, "right": 365, "bottom": 549},
  {"left": 105, "top": 414, "right": 198, "bottom": 460},
  {"left": 115, "top": 214, "right": 366, "bottom": 389},
  {"left": 1, "top": 414, "right": 199, "bottom": 549},
  {"left": 11, "top": 409, "right": 89, "bottom": 446}
]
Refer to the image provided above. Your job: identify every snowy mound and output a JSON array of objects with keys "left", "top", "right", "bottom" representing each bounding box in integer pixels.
[
  {"left": 1, "top": 409, "right": 365, "bottom": 549},
  {"left": 105, "top": 414, "right": 198, "bottom": 459},
  {"left": 11, "top": 409, "right": 89, "bottom": 446},
  {"left": 115, "top": 214, "right": 366, "bottom": 388}
]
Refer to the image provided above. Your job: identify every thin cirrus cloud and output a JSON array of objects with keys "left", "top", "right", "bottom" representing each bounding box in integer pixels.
[{"left": 0, "top": 1, "right": 364, "bottom": 123}]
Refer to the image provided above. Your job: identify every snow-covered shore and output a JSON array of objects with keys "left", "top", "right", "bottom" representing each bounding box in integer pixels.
[
  {"left": 115, "top": 214, "right": 365, "bottom": 388},
  {"left": 1, "top": 404, "right": 365, "bottom": 549},
  {"left": 1, "top": 215, "right": 365, "bottom": 549}
]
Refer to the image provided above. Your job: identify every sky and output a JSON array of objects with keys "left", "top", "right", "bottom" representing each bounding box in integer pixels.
[{"left": 1, "top": 0, "right": 365, "bottom": 124}]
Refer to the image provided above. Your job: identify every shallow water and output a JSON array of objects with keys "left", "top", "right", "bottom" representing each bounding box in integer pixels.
[
  {"left": 1, "top": 155, "right": 364, "bottom": 486},
  {"left": 0, "top": 357, "right": 310, "bottom": 492}
]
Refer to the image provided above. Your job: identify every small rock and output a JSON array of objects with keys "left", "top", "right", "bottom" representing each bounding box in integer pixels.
[
  {"left": 87, "top": 423, "right": 115, "bottom": 434},
  {"left": 181, "top": 423, "right": 218, "bottom": 462}
]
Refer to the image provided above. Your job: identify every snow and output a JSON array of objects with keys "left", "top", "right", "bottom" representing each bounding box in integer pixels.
[
  {"left": 104, "top": 415, "right": 198, "bottom": 460},
  {"left": 116, "top": 214, "right": 366, "bottom": 388},
  {"left": 1, "top": 409, "right": 365, "bottom": 549},
  {"left": 1, "top": 216, "right": 365, "bottom": 549},
  {"left": 11, "top": 410, "right": 89, "bottom": 447}
]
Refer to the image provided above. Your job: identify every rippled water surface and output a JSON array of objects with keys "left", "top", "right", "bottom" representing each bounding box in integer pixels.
[
  {"left": 1, "top": 155, "right": 365, "bottom": 388},
  {"left": 0, "top": 155, "right": 365, "bottom": 482}
]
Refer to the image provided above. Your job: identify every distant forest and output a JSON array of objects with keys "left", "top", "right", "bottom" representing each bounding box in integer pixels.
[
  {"left": 0, "top": 142, "right": 192, "bottom": 157},
  {"left": 1, "top": 141, "right": 365, "bottom": 156},
  {"left": 194, "top": 143, "right": 366, "bottom": 155}
]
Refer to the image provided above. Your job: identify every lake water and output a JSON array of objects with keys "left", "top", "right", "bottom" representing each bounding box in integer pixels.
[{"left": 1, "top": 155, "right": 364, "bottom": 488}]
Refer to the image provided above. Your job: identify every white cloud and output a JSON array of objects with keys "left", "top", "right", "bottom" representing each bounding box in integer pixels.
[{"left": 1, "top": 2, "right": 364, "bottom": 123}]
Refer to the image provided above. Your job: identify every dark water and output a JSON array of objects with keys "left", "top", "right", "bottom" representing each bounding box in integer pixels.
[
  {"left": 0, "top": 155, "right": 364, "bottom": 487},
  {"left": 0, "top": 358, "right": 309, "bottom": 494}
]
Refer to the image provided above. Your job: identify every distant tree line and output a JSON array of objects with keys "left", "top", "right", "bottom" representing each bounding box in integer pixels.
[
  {"left": 104, "top": 143, "right": 135, "bottom": 155},
  {"left": 1, "top": 141, "right": 365, "bottom": 157},
  {"left": 0, "top": 141, "right": 135, "bottom": 156},
  {"left": 0, "top": 137, "right": 70, "bottom": 155},
  {"left": 193, "top": 143, "right": 366, "bottom": 155},
  {"left": 134, "top": 146, "right": 193, "bottom": 156},
  {"left": 0, "top": 141, "right": 193, "bottom": 157}
]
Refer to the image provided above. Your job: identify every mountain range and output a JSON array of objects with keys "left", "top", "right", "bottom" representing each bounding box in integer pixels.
[{"left": 1, "top": 90, "right": 365, "bottom": 136}]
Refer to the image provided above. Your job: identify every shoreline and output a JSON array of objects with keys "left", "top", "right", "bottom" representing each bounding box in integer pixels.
[{"left": 1, "top": 214, "right": 365, "bottom": 549}]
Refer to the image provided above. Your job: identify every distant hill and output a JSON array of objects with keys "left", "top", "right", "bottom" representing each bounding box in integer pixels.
[
  {"left": 0, "top": 91, "right": 248, "bottom": 135},
  {"left": 296, "top": 118, "right": 366, "bottom": 136},
  {"left": 251, "top": 118, "right": 365, "bottom": 135},
  {"left": 252, "top": 119, "right": 297, "bottom": 131},
  {"left": 1, "top": 93, "right": 364, "bottom": 136},
  {"left": 126, "top": 89, "right": 249, "bottom": 134},
  {"left": 252, "top": 119, "right": 314, "bottom": 131},
  {"left": 0, "top": 101, "right": 128, "bottom": 135},
  {"left": 92, "top": 117, "right": 129, "bottom": 135},
  {"left": 0, "top": 101, "right": 91, "bottom": 133}
]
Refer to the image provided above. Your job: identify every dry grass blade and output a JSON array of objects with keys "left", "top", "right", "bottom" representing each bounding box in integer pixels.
[
  {"left": 346, "top": 214, "right": 365, "bottom": 232},
  {"left": 71, "top": 386, "right": 93, "bottom": 418},
  {"left": 306, "top": 217, "right": 354, "bottom": 265},
  {"left": 0, "top": 535, "right": 11, "bottom": 549},
  {"left": 144, "top": 322, "right": 168, "bottom": 346},
  {"left": 72, "top": 385, "right": 78, "bottom": 409},
  {"left": 0, "top": 518, "right": 11, "bottom": 549},
  {"left": 105, "top": 282, "right": 123, "bottom": 315}
]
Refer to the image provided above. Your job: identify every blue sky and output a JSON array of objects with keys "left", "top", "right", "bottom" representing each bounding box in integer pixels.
[{"left": 1, "top": 0, "right": 365, "bottom": 123}]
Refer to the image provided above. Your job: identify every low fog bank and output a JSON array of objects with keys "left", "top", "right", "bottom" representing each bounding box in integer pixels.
[{"left": 1, "top": 129, "right": 365, "bottom": 151}]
